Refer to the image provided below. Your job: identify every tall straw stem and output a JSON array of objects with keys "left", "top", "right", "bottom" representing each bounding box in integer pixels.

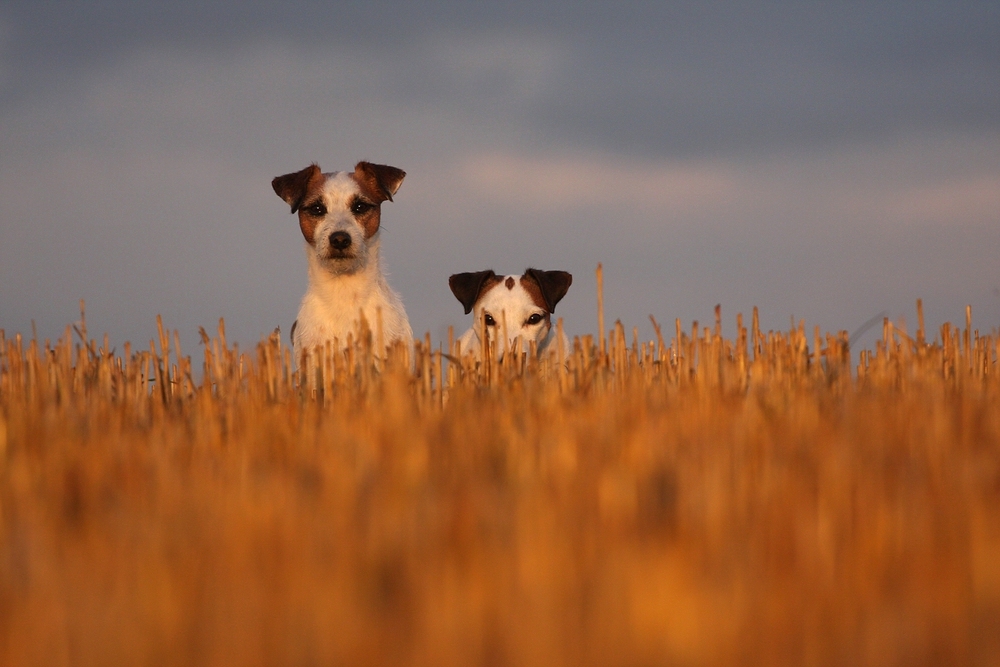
[{"left": 596, "top": 263, "right": 605, "bottom": 363}]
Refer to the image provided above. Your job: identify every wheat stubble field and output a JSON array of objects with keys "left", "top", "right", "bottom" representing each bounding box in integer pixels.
[{"left": 1, "top": 282, "right": 999, "bottom": 666}]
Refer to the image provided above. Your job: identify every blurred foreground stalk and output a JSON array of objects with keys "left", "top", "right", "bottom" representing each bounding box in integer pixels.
[{"left": 0, "top": 305, "right": 998, "bottom": 666}]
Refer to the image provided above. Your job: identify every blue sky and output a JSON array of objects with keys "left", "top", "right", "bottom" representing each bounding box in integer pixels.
[{"left": 1, "top": 2, "right": 997, "bottom": 352}]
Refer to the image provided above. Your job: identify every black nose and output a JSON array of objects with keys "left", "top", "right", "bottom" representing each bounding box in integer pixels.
[{"left": 329, "top": 231, "right": 352, "bottom": 251}]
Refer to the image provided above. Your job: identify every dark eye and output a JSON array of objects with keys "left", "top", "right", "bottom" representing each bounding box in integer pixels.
[
  {"left": 305, "top": 202, "right": 326, "bottom": 216},
  {"left": 351, "top": 200, "right": 374, "bottom": 215},
  {"left": 484, "top": 313, "right": 496, "bottom": 326},
  {"left": 526, "top": 313, "right": 543, "bottom": 325}
]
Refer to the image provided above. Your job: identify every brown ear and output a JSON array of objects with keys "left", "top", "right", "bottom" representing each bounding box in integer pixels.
[
  {"left": 449, "top": 270, "right": 497, "bottom": 314},
  {"left": 272, "top": 164, "right": 323, "bottom": 213},
  {"left": 354, "top": 161, "right": 406, "bottom": 202},
  {"left": 524, "top": 269, "right": 572, "bottom": 313}
]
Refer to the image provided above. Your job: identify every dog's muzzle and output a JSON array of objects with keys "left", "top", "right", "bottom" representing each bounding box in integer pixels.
[
  {"left": 327, "top": 231, "right": 354, "bottom": 258},
  {"left": 329, "top": 231, "right": 351, "bottom": 250}
]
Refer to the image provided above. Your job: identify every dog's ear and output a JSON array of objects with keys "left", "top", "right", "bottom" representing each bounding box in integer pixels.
[
  {"left": 449, "top": 270, "right": 497, "bottom": 314},
  {"left": 272, "top": 164, "right": 323, "bottom": 213},
  {"left": 354, "top": 162, "right": 406, "bottom": 202},
  {"left": 524, "top": 269, "right": 573, "bottom": 313}
]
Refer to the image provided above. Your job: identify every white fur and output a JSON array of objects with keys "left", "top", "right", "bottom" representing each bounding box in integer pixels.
[
  {"left": 285, "top": 169, "right": 411, "bottom": 361},
  {"left": 456, "top": 275, "right": 569, "bottom": 361}
]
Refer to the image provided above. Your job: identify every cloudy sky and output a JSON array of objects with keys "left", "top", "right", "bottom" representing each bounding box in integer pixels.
[{"left": 1, "top": 2, "right": 997, "bottom": 355}]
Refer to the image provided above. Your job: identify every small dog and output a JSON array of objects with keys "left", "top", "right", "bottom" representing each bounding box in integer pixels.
[
  {"left": 449, "top": 269, "right": 572, "bottom": 360},
  {"left": 272, "top": 161, "right": 412, "bottom": 360}
]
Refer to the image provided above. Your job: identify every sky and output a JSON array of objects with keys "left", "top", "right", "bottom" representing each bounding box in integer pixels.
[{"left": 1, "top": 2, "right": 998, "bottom": 356}]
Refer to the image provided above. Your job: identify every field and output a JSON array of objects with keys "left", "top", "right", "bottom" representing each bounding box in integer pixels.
[{"left": 1, "top": 283, "right": 999, "bottom": 666}]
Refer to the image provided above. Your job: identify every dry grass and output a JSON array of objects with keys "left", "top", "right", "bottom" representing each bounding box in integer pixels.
[{"left": 1, "top": 285, "right": 999, "bottom": 666}]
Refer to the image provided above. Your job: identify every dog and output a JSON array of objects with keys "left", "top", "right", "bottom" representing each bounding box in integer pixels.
[
  {"left": 272, "top": 161, "right": 412, "bottom": 361},
  {"left": 449, "top": 269, "right": 572, "bottom": 360}
]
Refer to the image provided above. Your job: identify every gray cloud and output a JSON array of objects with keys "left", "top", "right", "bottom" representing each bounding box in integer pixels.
[
  {"left": 1, "top": 2, "right": 998, "bottom": 354},
  {"left": 5, "top": 4, "right": 997, "bottom": 154}
]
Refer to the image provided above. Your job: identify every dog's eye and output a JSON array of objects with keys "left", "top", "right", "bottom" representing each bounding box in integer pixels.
[
  {"left": 351, "top": 200, "right": 374, "bottom": 216},
  {"left": 526, "top": 313, "right": 543, "bottom": 325},
  {"left": 305, "top": 203, "right": 326, "bottom": 216},
  {"left": 484, "top": 313, "right": 496, "bottom": 327}
]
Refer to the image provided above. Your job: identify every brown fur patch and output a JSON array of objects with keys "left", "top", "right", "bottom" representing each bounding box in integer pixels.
[
  {"left": 474, "top": 274, "right": 505, "bottom": 310},
  {"left": 349, "top": 162, "right": 406, "bottom": 239},
  {"left": 449, "top": 270, "right": 503, "bottom": 314},
  {"left": 354, "top": 162, "right": 406, "bottom": 200},
  {"left": 272, "top": 164, "right": 320, "bottom": 211},
  {"left": 523, "top": 269, "right": 573, "bottom": 313},
  {"left": 271, "top": 164, "right": 327, "bottom": 245},
  {"left": 295, "top": 174, "right": 329, "bottom": 244},
  {"left": 480, "top": 274, "right": 504, "bottom": 298},
  {"left": 519, "top": 274, "right": 549, "bottom": 311},
  {"left": 505, "top": 276, "right": 515, "bottom": 290},
  {"left": 349, "top": 175, "right": 385, "bottom": 239},
  {"left": 353, "top": 194, "right": 383, "bottom": 239}
]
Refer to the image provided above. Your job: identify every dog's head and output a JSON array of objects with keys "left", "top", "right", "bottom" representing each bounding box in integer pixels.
[
  {"left": 272, "top": 161, "right": 405, "bottom": 274},
  {"left": 449, "top": 268, "right": 572, "bottom": 357}
]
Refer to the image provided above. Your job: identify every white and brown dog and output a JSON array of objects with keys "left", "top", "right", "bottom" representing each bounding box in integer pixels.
[
  {"left": 272, "top": 161, "right": 412, "bottom": 360},
  {"left": 449, "top": 269, "right": 572, "bottom": 360}
]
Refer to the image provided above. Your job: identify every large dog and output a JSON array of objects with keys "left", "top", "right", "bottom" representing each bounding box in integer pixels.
[
  {"left": 272, "top": 162, "right": 412, "bottom": 361},
  {"left": 449, "top": 269, "right": 572, "bottom": 360}
]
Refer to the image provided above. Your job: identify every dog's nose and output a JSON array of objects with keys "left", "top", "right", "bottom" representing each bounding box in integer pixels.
[{"left": 329, "top": 231, "right": 352, "bottom": 251}]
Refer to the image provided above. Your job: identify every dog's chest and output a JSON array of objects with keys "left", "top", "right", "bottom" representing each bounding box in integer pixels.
[
  {"left": 301, "top": 282, "right": 378, "bottom": 331},
  {"left": 295, "top": 272, "right": 408, "bottom": 350}
]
